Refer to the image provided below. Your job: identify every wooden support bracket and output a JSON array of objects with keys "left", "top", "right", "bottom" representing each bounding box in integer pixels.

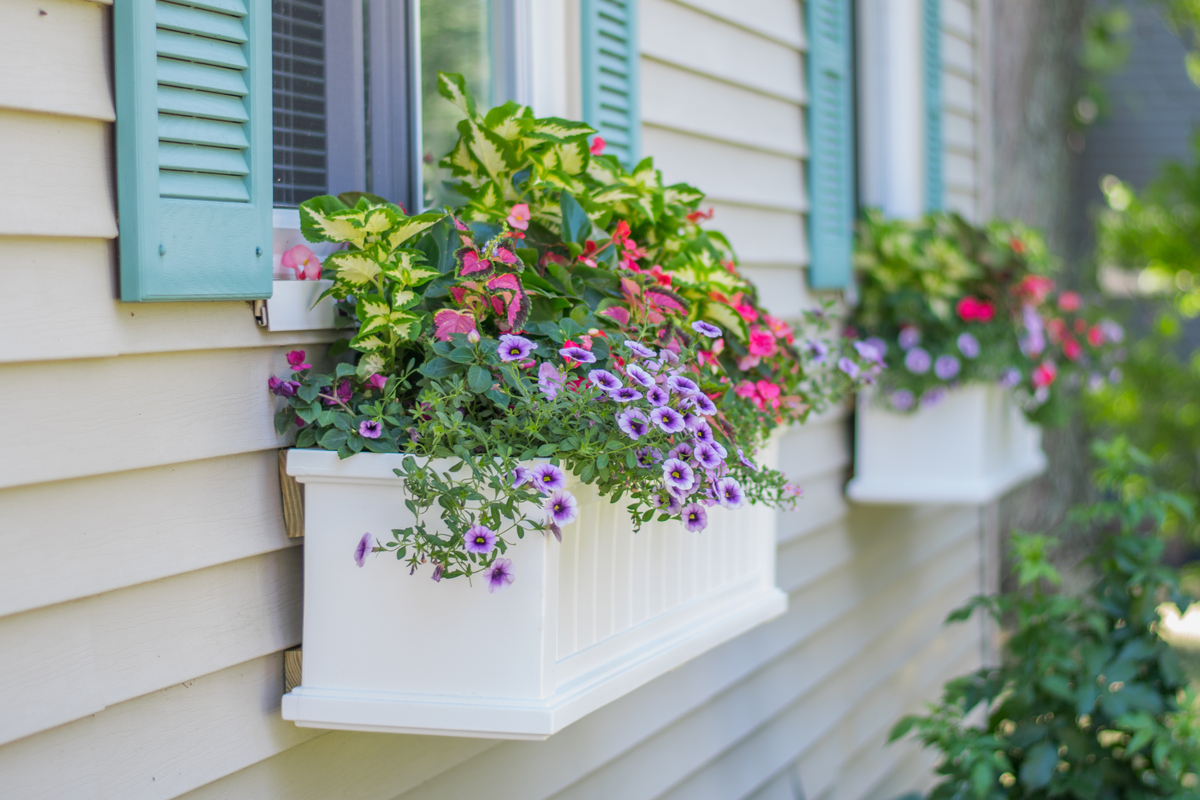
[
  {"left": 283, "top": 646, "right": 303, "bottom": 693},
  {"left": 278, "top": 448, "right": 305, "bottom": 538}
]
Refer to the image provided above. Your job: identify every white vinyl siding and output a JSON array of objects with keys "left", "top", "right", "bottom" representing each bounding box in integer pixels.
[{"left": 940, "top": 0, "right": 984, "bottom": 219}]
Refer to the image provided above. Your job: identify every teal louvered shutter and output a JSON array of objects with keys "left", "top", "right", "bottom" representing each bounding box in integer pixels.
[
  {"left": 581, "top": 0, "right": 640, "bottom": 166},
  {"left": 114, "top": 0, "right": 273, "bottom": 302},
  {"left": 806, "top": 0, "right": 856, "bottom": 289},
  {"left": 923, "top": 0, "right": 943, "bottom": 211}
]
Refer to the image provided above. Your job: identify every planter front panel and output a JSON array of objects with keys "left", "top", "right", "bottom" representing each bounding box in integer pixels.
[
  {"left": 283, "top": 447, "right": 787, "bottom": 738},
  {"left": 846, "top": 385, "right": 1046, "bottom": 504}
]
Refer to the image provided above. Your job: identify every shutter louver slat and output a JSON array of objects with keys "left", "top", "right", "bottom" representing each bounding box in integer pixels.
[
  {"left": 157, "top": 86, "right": 249, "bottom": 122},
  {"left": 156, "top": 1, "right": 248, "bottom": 42},
  {"left": 923, "top": 0, "right": 943, "bottom": 211},
  {"left": 157, "top": 114, "right": 250, "bottom": 147},
  {"left": 159, "top": 142, "right": 250, "bottom": 174},
  {"left": 806, "top": 0, "right": 855, "bottom": 289},
  {"left": 156, "top": 29, "right": 249, "bottom": 69},
  {"left": 159, "top": 171, "right": 252, "bottom": 201},
  {"left": 581, "top": 0, "right": 640, "bottom": 167},
  {"left": 157, "top": 58, "right": 249, "bottom": 95}
]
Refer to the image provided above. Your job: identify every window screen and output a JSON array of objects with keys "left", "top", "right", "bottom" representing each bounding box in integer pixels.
[{"left": 273, "top": 0, "right": 328, "bottom": 206}]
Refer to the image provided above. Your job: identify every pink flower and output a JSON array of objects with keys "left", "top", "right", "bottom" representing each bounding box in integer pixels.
[
  {"left": 506, "top": 204, "right": 531, "bottom": 231},
  {"left": 734, "top": 303, "right": 758, "bottom": 323},
  {"left": 366, "top": 374, "right": 387, "bottom": 391},
  {"left": 590, "top": 136, "right": 606, "bottom": 155},
  {"left": 763, "top": 314, "right": 793, "bottom": 341},
  {"left": 280, "top": 244, "right": 322, "bottom": 280},
  {"left": 956, "top": 296, "right": 996, "bottom": 323},
  {"left": 1057, "top": 291, "right": 1082, "bottom": 312},
  {"left": 286, "top": 350, "right": 312, "bottom": 370},
  {"left": 1032, "top": 360, "right": 1058, "bottom": 388},
  {"left": 748, "top": 328, "right": 778, "bottom": 357}
]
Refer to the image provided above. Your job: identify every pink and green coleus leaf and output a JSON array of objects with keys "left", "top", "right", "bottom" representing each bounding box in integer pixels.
[
  {"left": 457, "top": 247, "right": 494, "bottom": 279},
  {"left": 433, "top": 309, "right": 477, "bottom": 341},
  {"left": 485, "top": 273, "right": 531, "bottom": 330}
]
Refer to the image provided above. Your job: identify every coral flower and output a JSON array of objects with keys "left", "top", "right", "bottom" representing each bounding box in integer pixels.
[
  {"left": 487, "top": 558, "right": 515, "bottom": 593},
  {"left": 506, "top": 203, "right": 531, "bottom": 231}
]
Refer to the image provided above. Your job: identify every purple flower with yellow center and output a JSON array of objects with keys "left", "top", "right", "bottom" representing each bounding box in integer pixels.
[
  {"left": 652, "top": 406, "right": 686, "bottom": 433},
  {"left": 531, "top": 463, "right": 566, "bottom": 494},
  {"left": 559, "top": 346, "right": 596, "bottom": 364},
  {"left": 635, "top": 447, "right": 663, "bottom": 468},
  {"left": 921, "top": 387, "right": 947, "bottom": 408},
  {"left": 890, "top": 389, "right": 915, "bottom": 411},
  {"left": 689, "top": 394, "right": 717, "bottom": 415},
  {"left": 662, "top": 458, "right": 695, "bottom": 492},
  {"left": 692, "top": 320, "right": 723, "bottom": 338},
  {"left": 498, "top": 334, "right": 537, "bottom": 362},
  {"left": 539, "top": 362, "right": 563, "bottom": 399},
  {"left": 957, "top": 333, "right": 980, "bottom": 359},
  {"left": 618, "top": 408, "right": 650, "bottom": 439},
  {"left": 681, "top": 503, "right": 708, "bottom": 532},
  {"left": 666, "top": 375, "right": 700, "bottom": 396},
  {"left": 680, "top": 411, "right": 699, "bottom": 431},
  {"left": 710, "top": 441, "right": 728, "bottom": 459},
  {"left": 659, "top": 350, "right": 681, "bottom": 369},
  {"left": 487, "top": 558, "right": 515, "bottom": 593},
  {"left": 668, "top": 471, "right": 702, "bottom": 500},
  {"left": 359, "top": 419, "right": 382, "bottom": 439},
  {"left": 512, "top": 466, "right": 533, "bottom": 488},
  {"left": 737, "top": 448, "right": 759, "bottom": 472},
  {"left": 544, "top": 489, "right": 579, "bottom": 527},
  {"left": 609, "top": 386, "right": 643, "bottom": 403},
  {"left": 898, "top": 326, "right": 921, "bottom": 350},
  {"left": 646, "top": 385, "right": 670, "bottom": 407},
  {"left": 624, "top": 340, "right": 656, "bottom": 358},
  {"left": 715, "top": 477, "right": 745, "bottom": 509},
  {"left": 353, "top": 533, "right": 374, "bottom": 568},
  {"left": 587, "top": 369, "right": 622, "bottom": 391},
  {"left": 692, "top": 420, "right": 715, "bottom": 444},
  {"left": 654, "top": 491, "right": 683, "bottom": 515},
  {"left": 464, "top": 524, "right": 497, "bottom": 554},
  {"left": 625, "top": 364, "right": 655, "bottom": 388},
  {"left": 904, "top": 347, "right": 931, "bottom": 374},
  {"left": 668, "top": 442, "right": 694, "bottom": 462},
  {"left": 999, "top": 367, "right": 1022, "bottom": 388},
  {"left": 694, "top": 442, "right": 722, "bottom": 470},
  {"left": 934, "top": 354, "right": 961, "bottom": 380}
]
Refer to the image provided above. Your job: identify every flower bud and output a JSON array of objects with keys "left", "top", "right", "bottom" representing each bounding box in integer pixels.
[{"left": 467, "top": 330, "right": 481, "bottom": 344}]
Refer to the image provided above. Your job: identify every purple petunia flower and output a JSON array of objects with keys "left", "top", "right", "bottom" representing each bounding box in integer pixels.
[
  {"left": 652, "top": 406, "right": 687, "bottom": 433},
  {"left": 539, "top": 362, "right": 563, "bottom": 399},
  {"left": 658, "top": 349, "right": 681, "bottom": 368},
  {"left": 689, "top": 394, "right": 717, "bottom": 415},
  {"left": 609, "top": 386, "right": 643, "bottom": 403},
  {"left": 635, "top": 447, "right": 663, "bottom": 468},
  {"left": 715, "top": 477, "right": 745, "bottom": 509},
  {"left": 890, "top": 389, "right": 915, "bottom": 411},
  {"left": 560, "top": 346, "right": 597, "bottom": 364},
  {"left": 531, "top": 463, "right": 566, "bottom": 494},
  {"left": 668, "top": 442, "right": 694, "bottom": 462},
  {"left": 692, "top": 320, "right": 723, "bottom": 338},
  {"left": 957, "top": 333, "right": 980, "bottom": 359},
  {"left": 354, "top": 533, "right": 373, "bottom": 567},
  {"left": 287, "top": 350, "right": 312, "bottom": 370},
  {"left": 904, "top": 347, "right": 932, "bottom": 374},
  {"left": 268, "top": 376, "right": 301, "bottom": 397},
  {"left": 624, "top": 340, "right": 656, "bottom": 358},
  {"left": 544, "top": 489, "right": 579, "bottom": 527},
  {"left": 487, "top": 558, "right": 515, "bottom": 593},
  {"left": 662, "top": 458, "right": 695, "bottom": 492},
  {"left": 737, "top": 447, "right": 759, "bottom": 472},
  {"left": 668, "top": 470, "right": 702, "bottom": 500},
  {"left": 625, "top": 364, "right": 656, "bottom": 388},
  {"left": 920, "top": 387, "right": 947, "bottom": 408},
  {"left": 431, "top": 564, "right": 444, "bottom": 582},
  {"left": 691, "top": 420, "right": 715, "bottom": 443},
  {"left": 681, "top": 503, "right": 709, "bottom": 532},
  {"left": 999, "top": 367, "right": 1022, "bottom": 388},
  {"left": 464, "top": 524, "right": 497, "bottom": 554},
  {"left": 804, "top": 339, "right": 829, "bottom": 364},
  {"left": 646, "top": 385, "right": 670, "bottom": 407},
  {"left": 1099, "top": 319, "right": 1125, "bottom": 343},
  {"left": 898, "top": 327, "right": 921, "bottom": 350},
  {"left": 587, "top": 369, "right": 622, "bottom": 392},
  {"left": 694, "top": 442, "right": 723, "bottom": 470},
  {"left": 618, "top": 408, "right": 650, "bottom": 439},
  {"left": 934, "top": 354, "right": 961, "bottom": 380},
  {"left": 710, "top": 441, "right": 728, "bottom": 459},
  {"left": 359, "top": 419, "right": 382, "bottom": 439},
  {"left": 680, "top": 411, "right": 699, "bottom": 431},
  {"left": 838, "top": 357, "right": 860, "bottom": 379},
  {"left": 855, "top": 339, "right": 886, "bottom": 364},
  {"left": 666, "top": 376, "right": 700, "bottom": 396},
  {"left": 512, "top": 466, "right": 533, "bottom": 488},
  {"left": 662, "top": 492, "right": 684, "bottom": 515},
  {"left": 498, "top": 334, "right": 537, "bottom": 362}
]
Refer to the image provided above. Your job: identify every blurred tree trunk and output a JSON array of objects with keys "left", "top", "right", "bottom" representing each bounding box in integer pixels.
[{"left": 990, "top": 0, "right": 1096, "bottom": 580}]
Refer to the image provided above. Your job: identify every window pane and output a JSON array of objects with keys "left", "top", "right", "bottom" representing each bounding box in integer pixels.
[
  {"left": 274, "top": 0, "right": 328, "bottom": 207},
  {"left": 419, "top": 0, "right": 494, "bottom": 209}
]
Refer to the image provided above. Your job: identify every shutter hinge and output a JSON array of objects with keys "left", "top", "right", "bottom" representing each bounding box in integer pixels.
[{"left": 252, "top": 299, "right": 268, "bottom": 327}]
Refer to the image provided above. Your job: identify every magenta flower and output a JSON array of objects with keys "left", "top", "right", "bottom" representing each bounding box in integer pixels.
[
  {"left": 956, "top": 333, "right": 980, "bottom": 359},
  {"left": 359, "top": 420, "right": 382, "bottom": 438},
  {"left": 837, "top": 357, "right": 860, "bottom": 379},
  {"left": 934, "top": 355, "right": 961, "bottom": 380},
  {"left": 904, "top": 347, "right": 931, "bottom": 374},
  {"left": 286, "top": 350, "right": 312, "bottom": 370},
  {"left": 625, "top": 364, "right": 655, "bottom": 388},
  {"left": 487, "top": 558, "right": 515, "bottom": 593},
  {"left": 652, "top": 406, "right": 686, "bottom": 433},
  {"left": 681, "top": 503, "right": 708, "bottom": 532},
  {"left": 890, "top": 389, "right": 915, "bottom": 411},
  {"left": 587, "top": 369, "right": 622, "bottom": 391},
  {"left": 512, "top": 466, "right": 533, "bottom": 487},
  {"left": 366, "top": 373, "right": 387, "bottom": 391},
  {"left": 624, "top": 340, "right": 656, "bottom": 358},
  {"left": 694, "top": 442, "right": 722, "bottom": 470},
  {"left": 531, "top": 463, "right": 566, "bottom": 494},
  {"left": 736, "top": 447, "right": 759, "bottom": 472},
  {"left": 646, "top": 385, "right": 670, "bottom": 406},
  {"left": 609, "top": 387, "right": 643, "bottom": 403},
  {"left": 666, "top": 376, "right": 700, "bottom": 395},
  {"left": 662, "top": 458, "right": 695, "bottom": 492},
  {"left": 560, "top": 346, "right": 596, "bottom": 363},
  {"left": 668, "top": 442, "right": 694, "bottom": 462},
  {"left": 538, "top": 362, "right": 563, "bottom": 399},
  {"left": 635, "top": 447, "right": 663, "bottom": 468},
  {"left": 464, "top": 524, "right": 497, "bottom": 554},
  {"left": 544, "top": 489, "right": 579, "bottom": 526},
  {"left": 715, "top": 477, "right": 745, "bottom": 509},
  {"left": 498, "top": 334, "right": 537, "bottom": 362},
  {"left": 323, "top": 379, "right": 353, "bottom": 406},
  {"left": 268, "top": 376, "right": 300, "bottom": 397},
  {"left": 691, "top": 320, "right": 722, "bottom": 338},
  {"left": 618, "top": 408, "right": 650, "bottom": 439},
  {"left": 898, "top": 327, "right": 921, "bottom": 350},
  {"left": 353, "top": 533, "right": 373, "bottom": 567}
]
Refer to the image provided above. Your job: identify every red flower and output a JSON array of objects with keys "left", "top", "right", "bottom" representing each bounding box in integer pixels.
[
  {"left": 1057, "top": 291, "right": 1082, "bottom": 312},
  {"left": 1032, "top": 361, "right": 1058, "bottom": 388},
  {"left": 686, "top": 208, "right": 714, "bottom": 223},
  {"left": 1062, "top": 338, "right": 1082, "bottom": 361},
  {"left": 956, "top": 296, "right": 996, "bottom": 323},
  {"left": 1010, "top": 237, "right": 1025, "bottom": 254},
  {"left": 589, "top": 136, "right": 606, "bottom": 155},
  {"left": 1087, "top": 326, "right": 1104, "bottom": 347},
  {"left": 1016, "top": 275, "right": 1055, "bottom": 305}
]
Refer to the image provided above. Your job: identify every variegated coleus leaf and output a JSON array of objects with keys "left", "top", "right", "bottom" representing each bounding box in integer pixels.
[
  {"left": 465, "top": 119, "right": 515, "bottom": 185},
  {"left": 586, "top": 154, "right": 623, "bottom": 186},
  {"left": 699, "top": 301, "right": 749, "bottom": 342},
  {"left": 483, "top": 101, "right": 531, "bottom": 142},
  {"left": 527, "top": 117, "right": 595, "bottom": 143},
  {"left": 322, "top": 250, "right": 382, "bottom": 290},
  {"left": 630, "top": 157, "right": 661, "bottom": 190},
  {"left": 300, "top": 200, "right": 398, "bottom": 249},
  {"left": 384, "top": 212, "right": 446, "bottom": 252},
  {"left": 550, "top": 140, "right": 588, "bottom": 176},
  {"left": 486, "top": 273, "right": 532, "bottom": 330},
  {"left": 433, "top": 309, "right": 477, "bottom": 341},
  {"left": 437, "top": 71, "right": 477, "bottom": 118},
  {"left": 456, "top": 247, "right": 494, "bottom": 280},
  {"left": 664, "top": 182, "right": 705, "bottom": 208}
]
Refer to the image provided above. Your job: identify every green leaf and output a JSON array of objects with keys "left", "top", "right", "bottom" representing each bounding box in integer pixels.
[
  {"left": 1018, "top": 742, "right": 1058, "bottom": 790},
  {"left": 467, "top": 365, "right": 492, "bottom": 393},
  {"left": 560, "top": 191, "right": 591, "bottom": 245},
  {"left": 447, "top": 346, "right": 476, "bottom": 364},
  {"left": 420, "top": 357, "right": 460, "bottom": 379},
  {"left": 319, "top": 429, "right": 349, "bottom": 451},
  {"left": 536, "top": 443, "right": 558, "bottom": 456}
]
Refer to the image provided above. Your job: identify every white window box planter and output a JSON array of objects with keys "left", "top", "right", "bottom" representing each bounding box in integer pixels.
[
  {"left": 845, "top": 384, "right": 1047, "bottom": 505},
  {"left": 253, "top": 209, "right": 347, "bottom": 331},
  {"left": 281, "top": 445, "right": 788, "bottom": 740}
]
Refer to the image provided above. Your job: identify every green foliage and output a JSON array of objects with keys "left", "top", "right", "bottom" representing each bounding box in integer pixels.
[{"left": 891, "top": 440, "right": 1200, "bottom": 799}]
